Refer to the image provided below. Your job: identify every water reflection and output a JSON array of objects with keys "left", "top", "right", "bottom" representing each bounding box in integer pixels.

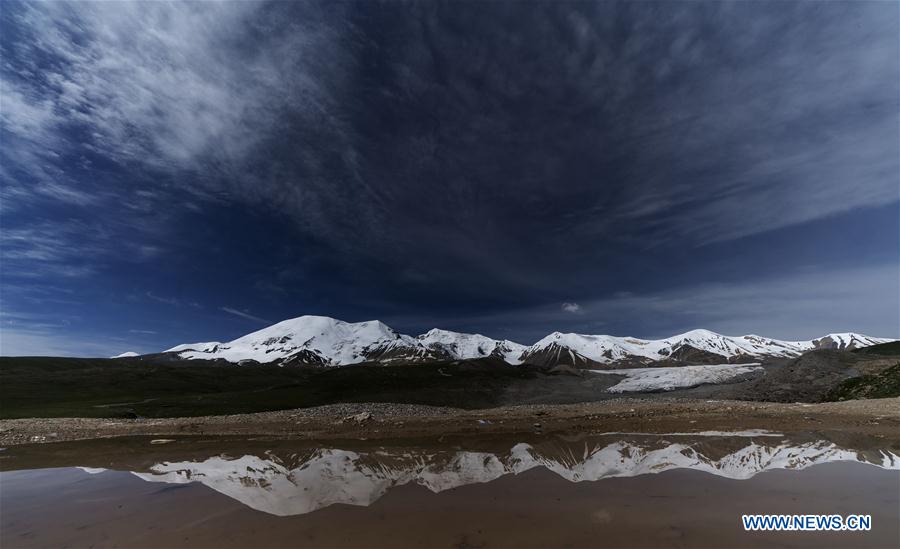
[{"left": 40, "top": 432, "right": 898, "bottom": 516}]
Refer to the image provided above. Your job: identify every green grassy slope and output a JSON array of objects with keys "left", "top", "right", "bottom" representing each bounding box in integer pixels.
[{"left": 824, "top": 362, "right": 900, "bottom": 401}]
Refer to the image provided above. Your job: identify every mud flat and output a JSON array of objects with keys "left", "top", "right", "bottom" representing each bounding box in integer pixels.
[{"left": 2, "top": 397, "right": 898, "bottom": 447}]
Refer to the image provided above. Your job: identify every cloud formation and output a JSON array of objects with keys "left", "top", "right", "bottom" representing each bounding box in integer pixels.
[
  {"left": 4, "top": 3, "right": 896, "bottom": 267},
  {"left": 0, "top": 1, "right": 897, "bottom": 351}
]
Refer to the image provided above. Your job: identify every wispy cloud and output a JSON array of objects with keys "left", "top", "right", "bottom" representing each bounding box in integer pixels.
[
  {"left": 144, "top": 292, "right": 200, "bottom": 309},
  {"left": 0, "top": 1, "right": 896, "bottom": 352},
  {"left": 145, "top": 292, "right": 180, "bottom": 307},
  {"left": 220, "top": 307, "right": 271, "bottom": 325},
  {"left": 3, "top": 1, "right": 896, "bottom": 279},
  {"left": 3, "top": 3, "right": 252, "bottom": 170},
  {"left": 1, "top": 1, "right": 348, "bottom": 190}
]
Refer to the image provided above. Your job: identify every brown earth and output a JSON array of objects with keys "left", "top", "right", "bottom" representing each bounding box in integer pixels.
[{"left": 2, "top": 396, "right": 898, "bottom": 447}]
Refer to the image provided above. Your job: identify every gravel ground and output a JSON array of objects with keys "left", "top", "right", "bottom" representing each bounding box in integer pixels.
[{"left": 2, "top": 397, "right": 898, "bottom": 447}]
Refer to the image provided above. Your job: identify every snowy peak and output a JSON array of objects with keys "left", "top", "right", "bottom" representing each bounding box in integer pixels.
[
  {"left": 171, "top": 315, "right": 418, "bottom": 366},
  {"left": 812, "top": 333, "right": 888, "bottom": 351},
  {"left": 519, "top": 330, "right": 893, "bottom": 368},
  {"left": 162, "top": 315, "right": 893, "bottom": 368},
  {"left": 417, "top": 329, "right": 526, "bottom": 364},
  {"left": 166, "top": 316, "right": 524, "bottom": 366}
]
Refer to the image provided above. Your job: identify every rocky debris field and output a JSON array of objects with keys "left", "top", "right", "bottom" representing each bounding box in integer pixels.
[{"left": 2, "top": 397, "right": 898, "bottom": 447}]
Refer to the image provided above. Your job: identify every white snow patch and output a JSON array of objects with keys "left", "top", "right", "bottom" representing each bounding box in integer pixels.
[
  {"left": 590, "top": 363, "right": 762, "bottom": 393},
  {"left": 78, "top": 467, "right": 108, "bottom": 475},
  {"left": 110, "top": 351, "right": 139, "bottom": 358},
  {"left": 595, "top": 430, "right": 783, "bottom": 437}
]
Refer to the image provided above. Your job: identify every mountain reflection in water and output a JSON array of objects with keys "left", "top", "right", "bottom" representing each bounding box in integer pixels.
[{"left": 56, "top": 431, "right": 900, "bottom": 517}]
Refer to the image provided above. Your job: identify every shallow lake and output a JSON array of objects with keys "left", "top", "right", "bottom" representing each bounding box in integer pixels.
[{"left": 1, "top": 431, "right": 898, "bottom": 548}]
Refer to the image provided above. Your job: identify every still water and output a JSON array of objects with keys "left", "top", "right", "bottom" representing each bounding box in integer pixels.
[{"left": 1, "top": 431, "right": 898, "bottom": 548}]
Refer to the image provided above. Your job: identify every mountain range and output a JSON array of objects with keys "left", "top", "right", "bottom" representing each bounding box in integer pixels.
[{"left": 139, "top": 315, "right": 895, "bottom": 369}]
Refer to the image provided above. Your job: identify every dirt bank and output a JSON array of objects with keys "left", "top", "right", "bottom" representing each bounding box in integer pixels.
[{"left": 2, "top": 397, "right": 898, "bottom": 447}]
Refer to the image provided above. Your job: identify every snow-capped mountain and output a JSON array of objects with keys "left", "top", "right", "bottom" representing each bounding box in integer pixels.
[
  {"left": 123, "top": 433, "right": 898, "bottom": 516},
  {"left": 417, "top": 328, "right": 526, "bottom": 364},
  {"left": 160, "top": 315, "right": 893, "bottom": 368},
  {"left": 518, "top": 329, "right": 894, "bottom": 368},
  {"left": 165, "top": 316, "right": 443, "bottom": 366}
]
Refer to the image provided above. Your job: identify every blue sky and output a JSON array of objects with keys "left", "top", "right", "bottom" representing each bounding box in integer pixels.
[{"left": 1, "top": 1, "right": 898, "bottom": 356}]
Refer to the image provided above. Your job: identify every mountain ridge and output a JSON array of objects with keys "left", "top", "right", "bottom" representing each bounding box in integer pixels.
[{"left": 156, "top": 315, "right": 894, "bottom": 368}]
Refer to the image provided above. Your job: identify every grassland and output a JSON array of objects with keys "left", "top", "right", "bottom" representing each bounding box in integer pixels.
[
  {"left": 0, "top": 356, "right": 537, "bottom": 419},
  {"left": 825, "top": 363, "right": 900, "bottom": 401},
  {"left": 4, "top": 342, "right": 900, "bottom": 420}
]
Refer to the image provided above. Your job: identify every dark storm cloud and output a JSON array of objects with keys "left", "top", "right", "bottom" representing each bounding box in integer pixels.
[{"left": 1, "top": 1, "right": 897, "bottom": 353}]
